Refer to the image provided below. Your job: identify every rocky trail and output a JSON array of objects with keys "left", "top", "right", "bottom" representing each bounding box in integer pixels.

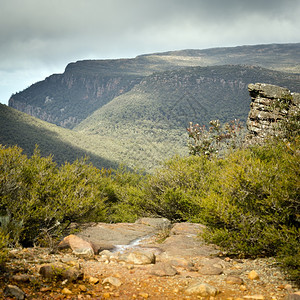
[{"left": 1, "top": 218, "right": 299, "bottom": 299}]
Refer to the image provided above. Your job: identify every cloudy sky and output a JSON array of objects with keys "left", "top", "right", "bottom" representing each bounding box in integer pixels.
[{"left": 0, "top": 0, "right": 299, "bottom": 105}]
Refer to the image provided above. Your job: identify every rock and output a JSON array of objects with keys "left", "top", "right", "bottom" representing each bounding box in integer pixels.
[
  {"left": 39, "top": 262, "right": 83, "bottom": 281},
  {"left": 61, "top": 287, "right": 72, "bottom": 295},
  {"left": 170, "top": 222, "right": 206, "bottom": 235},
  {"left": 12, "top": 274, "right": 31, "bottom": 282},
  {"left": 168, "top": 258, "right": 194, "bottom": 270},
  {"left": 246, "top": 83, "right": 300, "bottom": 145},
  {"left": 243, "top": 295, "right": 265, "bottom": 300},
  {"left": 287, "top": 291, "right": 300, "bottom": 300},
  {"left": 226, "top": 275, "right": 244, "bottom": 285},
  {"left": 185, "top": 282, "right": 219, "bottom": 297},
  {"left": 135, "top": 217, "right": 171, "bottom": 229},
  {"left": 248, "top": 270, "right": 259, "bottom": 280},
  {"left": 150, "top": 262, "right": 178, "bottom": 276},
  {"left": 103, "top": 276, "right": 122, "bottom": 287},
  {"left": 158, "top": 234, "right": 219, "bottom": 257},
  {"left": 4, "top": 285, "right": 26, "bottom": 300},
  {"left": 58, "top": 234, "right": 95, "bottom": 257},
  {"left": 139, "top": 292, "right": 149, "bottom": 298},
  {"left": 119, "top": 250, "right": 156, "bottom": 265},
  {"left": 78, "top": 284, "right": 88, "bottom": 292},
  {"left": 88, "top": 276, "right": 100, "bottom": 284},
  {"left": 198, "top": 265, "right": 223, "bottom": 275}
]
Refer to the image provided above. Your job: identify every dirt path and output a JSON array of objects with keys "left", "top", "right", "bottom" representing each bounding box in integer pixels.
[{"left": 1, "top": 219, "right": 298, "bottom": 299}]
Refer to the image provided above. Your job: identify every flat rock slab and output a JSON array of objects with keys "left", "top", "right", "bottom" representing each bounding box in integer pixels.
[
  {"left": 158, "top": 234, "right": 219, "bottom": 258},
  {"left": 77, "top": 220, "right": 164, "bottom": 248},
  {"left": 75, "top": 219, "right": 219, "bottom": 258}
]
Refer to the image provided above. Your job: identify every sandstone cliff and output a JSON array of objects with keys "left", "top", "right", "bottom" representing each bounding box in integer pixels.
[{"left": 246, "top": 83, "right": 300, "bottom": 144}]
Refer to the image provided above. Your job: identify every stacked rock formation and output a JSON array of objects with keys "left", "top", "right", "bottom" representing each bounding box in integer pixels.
[{"left": 246, "top": 83, "right": 300, "bottom": 144}]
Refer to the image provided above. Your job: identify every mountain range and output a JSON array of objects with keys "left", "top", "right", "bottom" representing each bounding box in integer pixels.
[{"left": 2, "top": 43, "right": 300, "bottom": 171}]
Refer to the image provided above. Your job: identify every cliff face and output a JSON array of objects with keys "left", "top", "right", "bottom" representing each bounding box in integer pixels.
[
  {"left": 9, "top": 63, "right": 142, "bottom": 129},
  {"left": 246, "top": 83, "right": 300, "bottom": 144}
]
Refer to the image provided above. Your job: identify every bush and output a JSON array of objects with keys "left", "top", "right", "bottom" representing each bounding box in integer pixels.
[{"left": 0, "top": 145, "right": 108, "bottom": 247}]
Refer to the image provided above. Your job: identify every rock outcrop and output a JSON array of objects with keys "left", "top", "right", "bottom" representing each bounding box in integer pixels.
[{"left": 246, "top": 83, "right": 300, "bottom": 144}]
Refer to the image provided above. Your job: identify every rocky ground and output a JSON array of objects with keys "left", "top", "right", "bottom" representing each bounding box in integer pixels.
[{"left": 0, "top": 218, "right": 299, "bottom": 299}]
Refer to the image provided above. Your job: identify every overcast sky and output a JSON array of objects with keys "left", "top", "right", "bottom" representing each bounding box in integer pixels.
[{"left": 0, "top": 0, "right": 299, "bottom": 105}]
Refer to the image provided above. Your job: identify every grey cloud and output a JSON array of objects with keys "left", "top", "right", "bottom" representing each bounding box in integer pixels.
[{"left": 0, "top": 0, "right": 299, "bottom": 104}]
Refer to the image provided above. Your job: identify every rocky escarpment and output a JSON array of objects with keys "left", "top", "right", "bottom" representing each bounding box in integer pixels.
[
  {"left": 246, "top": 83, "right": 300, "bottom": 144},
  {"left": 9, "top": 61, "right": 143, "bottom": 129}
]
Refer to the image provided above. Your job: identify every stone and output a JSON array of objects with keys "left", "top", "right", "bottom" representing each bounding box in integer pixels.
[
  {"left": 198, "top": 265, "right": 223, "bottom": 275},
  {"left": 246, "top": 83, "right": 300, "bottom": 145},
  {"left": 243, "top": 295, "right": 265, "bottom": 300},
  {"left": 4, "top": 285, "right": 26, "bottom": 300},
  {"left": 287, "top": 291, "right": 300, "bottom": 300},
  {"left": 58, "top": 234, "right": 95, "bottom": 257},
  {"left": 12, "top": 274, "right": 31, "bottom": 282},
  {"left": 150, "top": 262, "right": 178, "bottom": 276},
  {"left": 185, "top": 282, "right": 219, "bottom": 296},
  {"left": 170, "top": 222, "right": 206, "bottom": 235},
  {"left": 248, "top": 270, "right": 259, "bottom": 280},
  {"left": 168, "top": 258, "right": 194, "bottom": 269},
  {"left": 88, "top": 276, "right": 100, "bottom": 284},
  {"left": 39, "top": 262, "right": 83, "bottom": 281},
  {"left": 103, "top": 276, "right": 122, "bottom": 287},
  {"left": 119, "top": 250, "right": 156, "bottom": 265},
  {"left": 139, "top": 292, "right": 149, "bottom": 298},
  {"left": 135, "top": 217, "right": 171, "bottom": 229},
  {"left": 61, "top": 287, "right": 72, "bottom": 295},
  {"left": 226, "top": 275, "right": 244, "bottom": 285}
]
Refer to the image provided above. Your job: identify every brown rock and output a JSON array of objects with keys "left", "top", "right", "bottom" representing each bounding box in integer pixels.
[
  {"left": 103, "top": 276, "right": 122, "bottom": 287},
  {"left": 88, "top": 276, "right": 100, "bottom": 284},
  {"left": 150, "top": 262, "right": 178, "bottom": 276},
  {"left": 4, "top": 285, "right": 26, "bottom": 300},
  {"left": 287, "top": 291, "right": 300, "bottom": 300},
  {"left": 12, "top": 274, "right": 31, "bottom": 282},
  {"left": 226, "top": 275, "right": 244, "bottom": 285},
  {"left": 243, "top": 295, "right": 265, "bottom": 300},
  {"left": 39, "top": 262, "right": 83, "bottom": 281},
  {"left": 185, "top": 282, "right": 219, "bottom": 296},
  {"left": 58, "top": 234, "right": 95, "bottom": 257},
  {"left": 170, "top": 222, "right": 206, "bottom": 235},
  {"left": 119, "top": 250, "right": 155, "bottom": 265},
  {"left": 198, "top": 265, "right": 223, "bottom": 275},
  {"left": 248, "top": 270, "right": 259, "bottom": 280},
  {"left": 61, "top": 287, "right": 72, "bottom": 295}
]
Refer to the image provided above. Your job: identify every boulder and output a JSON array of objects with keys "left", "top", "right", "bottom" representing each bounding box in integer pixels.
[
  {"left": 58, "top": 234, "right": 96, "bottom": 257},
  {"left": 39, "top": 262, "right": 83, "bottom": 281},
  {"left": 185, "top": 282, "right": 219, "bottom": 297},
  {"left": 119, "top": 249, "right": 156, "bottom": 265},
  {"left": 4, "top": 285, "right": 26, "bottom": 300},
  {"left": 149, "top": 262, "right": 178, "bottom": 276}
]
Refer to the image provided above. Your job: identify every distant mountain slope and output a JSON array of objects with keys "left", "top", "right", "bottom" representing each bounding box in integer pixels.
[
  {"left": 74, "top": 65, "right": 300, "bottom": 170},
  {"left": 8, "top": 43, "right": 300, "bottom": 129},
  {"left": 0, "top": 104, "right": 119, "bottom": 169},
  {"left": 145, "top": 43, "right": 300, "bottom": 73}
]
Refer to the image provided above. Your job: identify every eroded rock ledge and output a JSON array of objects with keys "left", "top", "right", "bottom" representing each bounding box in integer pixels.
[{"left": 246, "top": 83, "right": 300, "bottom": 144}]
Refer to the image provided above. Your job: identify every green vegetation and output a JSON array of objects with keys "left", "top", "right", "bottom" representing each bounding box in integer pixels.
[
  {"left": 9, "top": 43, "right": 300, "bottom": 130},
  {"left": 0, "top": 130, "right": 299, "bottom": 283}
]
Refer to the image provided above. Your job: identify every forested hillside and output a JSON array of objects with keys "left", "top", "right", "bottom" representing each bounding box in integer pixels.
[{"left": 8, "top": 43, "right": 300, "bottom": 128}]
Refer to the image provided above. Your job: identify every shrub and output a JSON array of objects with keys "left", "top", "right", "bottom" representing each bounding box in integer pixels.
[{"left": 0, "top": 145, "right": 108, "bottom": 247}]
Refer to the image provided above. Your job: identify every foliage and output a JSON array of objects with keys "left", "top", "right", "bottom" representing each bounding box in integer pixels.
[
  {"left": 143, "top": 137, "right": 299, "bottom": 284},
  {"left": 0, "top": 229, "right": 8, "bottom": 266},
  {"left": 187, "top": 119, "right": 244, "bottom": 157},
  {"left": 0, "top": 145, "right": 108, "bottom": 248}
]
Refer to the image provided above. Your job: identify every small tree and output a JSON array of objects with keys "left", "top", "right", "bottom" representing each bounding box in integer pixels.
[{"left": 187, "top": 119, "right": 243, "bottom": 158}]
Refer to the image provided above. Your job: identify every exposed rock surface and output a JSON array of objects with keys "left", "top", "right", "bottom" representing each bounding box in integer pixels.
[
  {"left": 246, "top": 83, "right": 300, "bottom": 144},
  {"left": 0, "top": 218, "right": 298, "bottom": 299}
]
